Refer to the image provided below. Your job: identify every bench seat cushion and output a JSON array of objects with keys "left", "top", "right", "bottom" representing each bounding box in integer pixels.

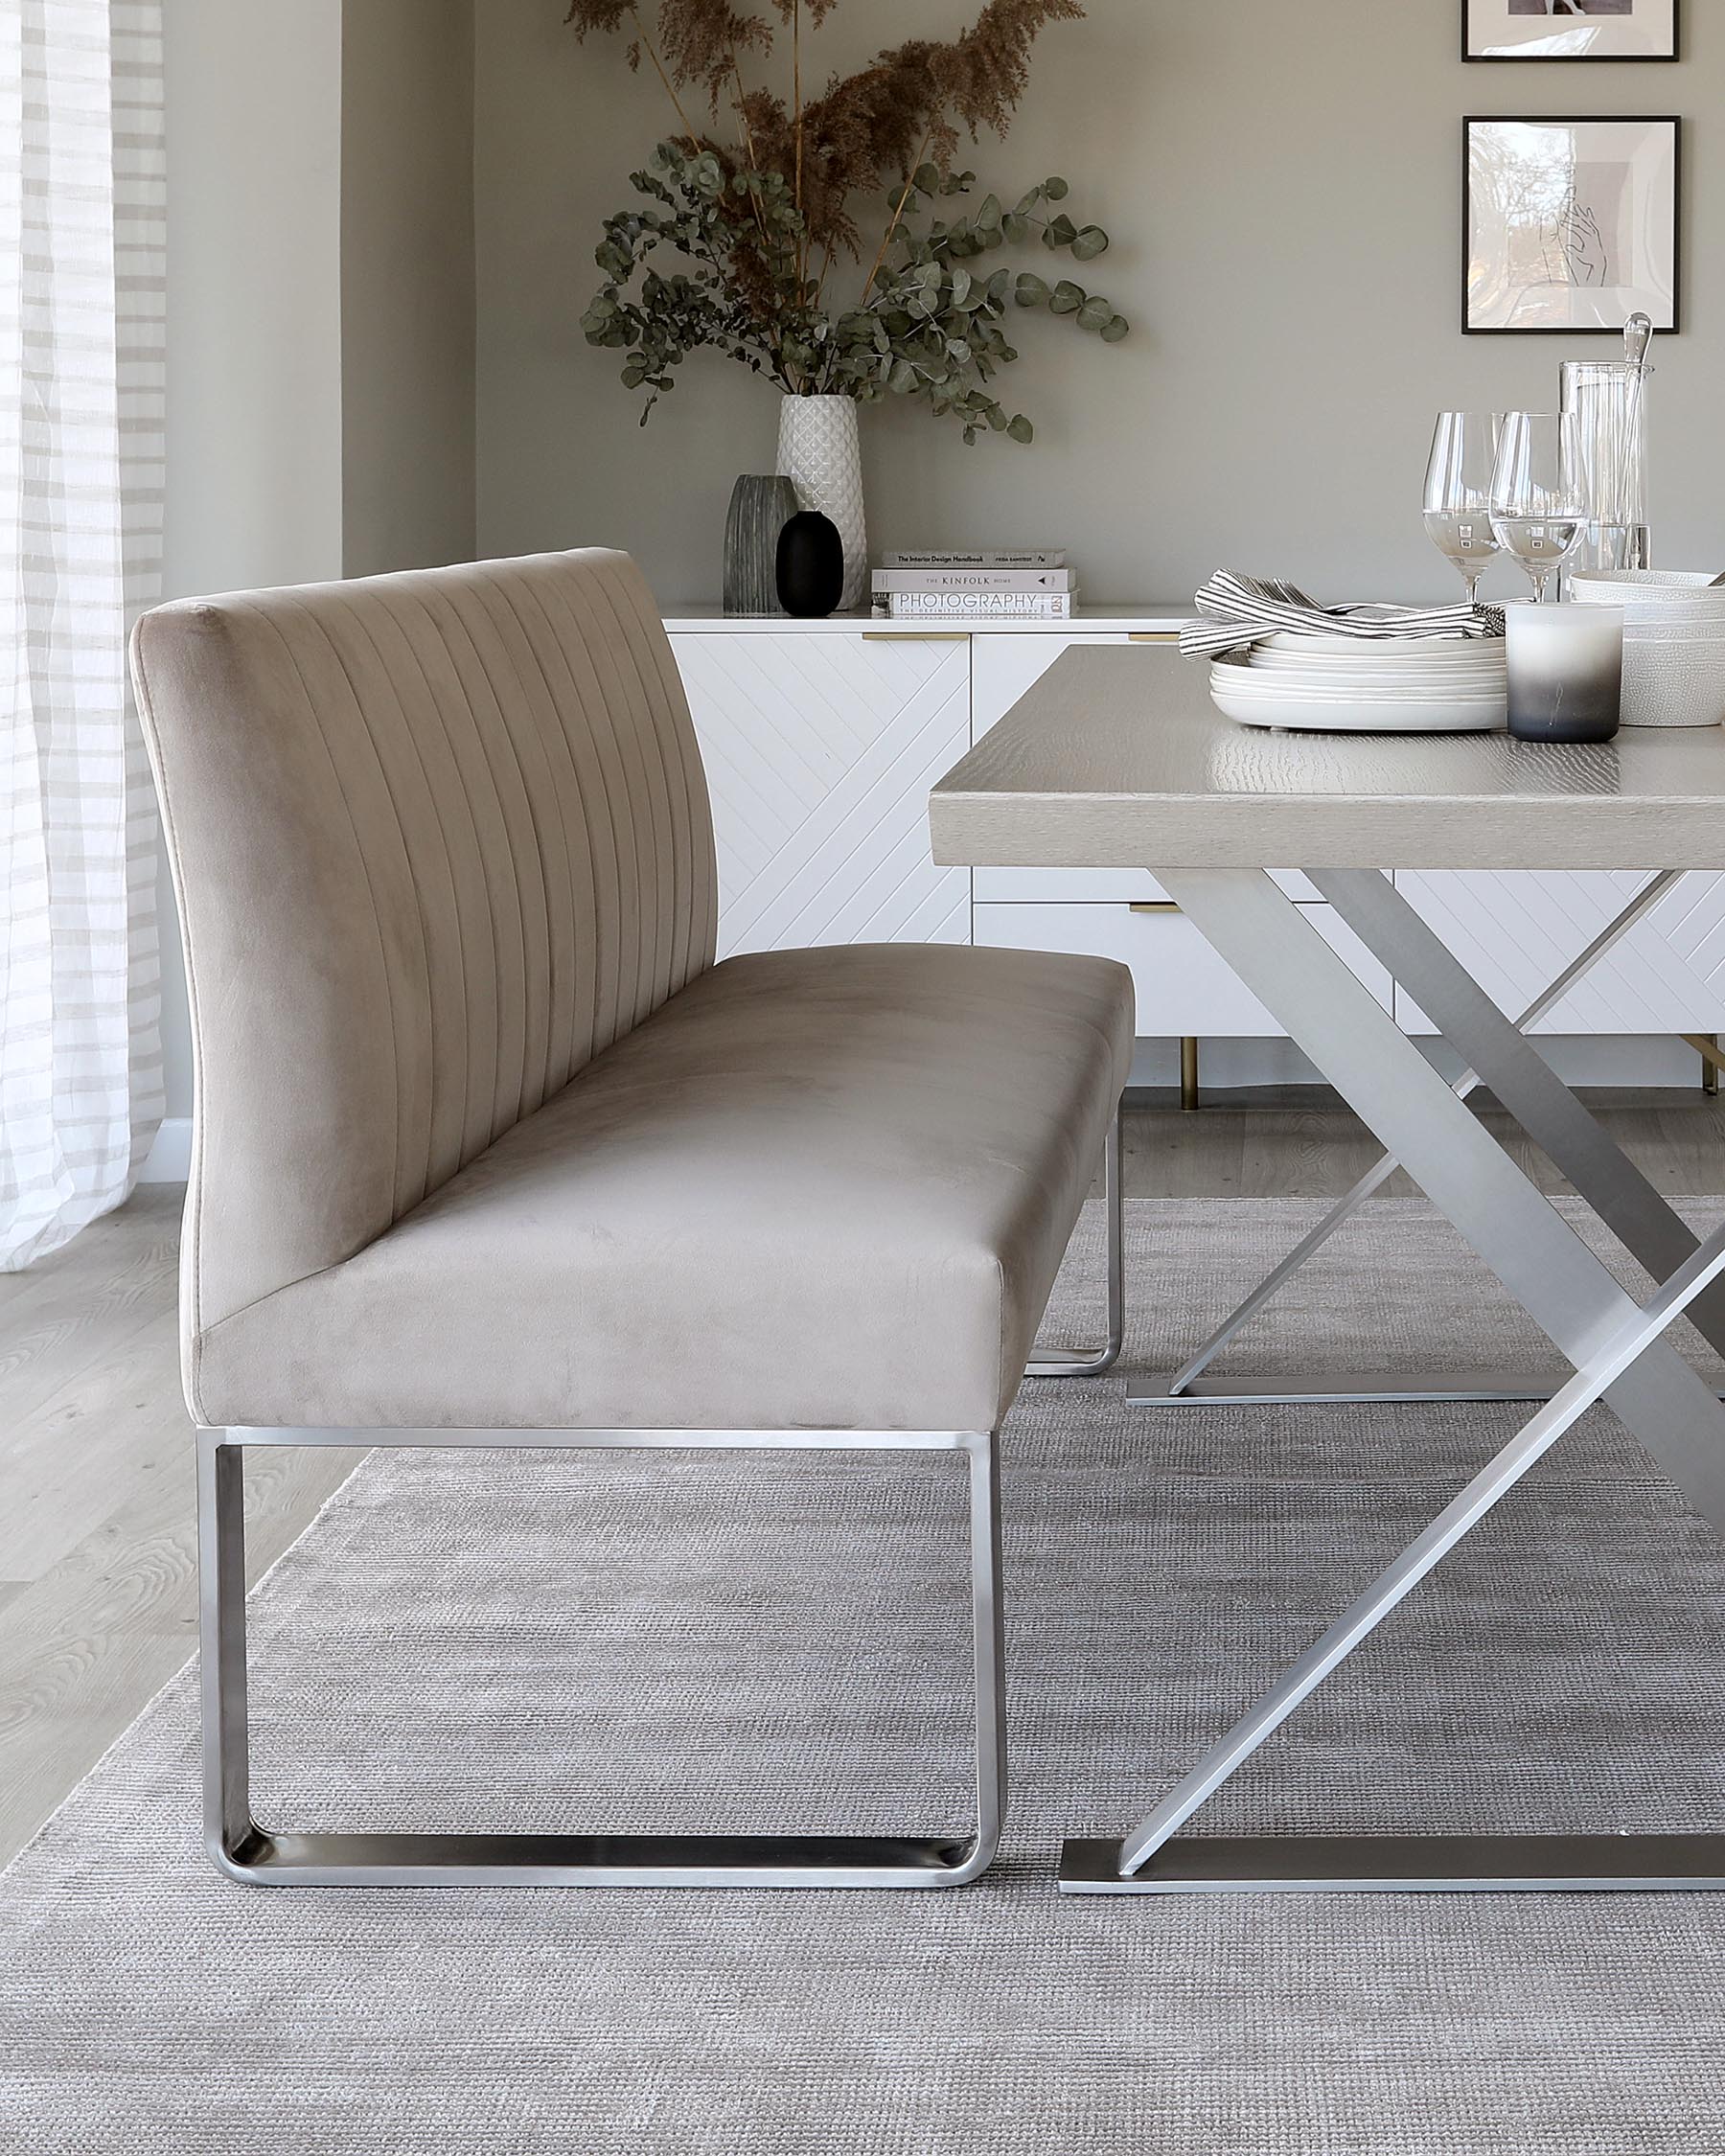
[{"left": 192, "top": 942, "right": 1132, "bottom": 1434}]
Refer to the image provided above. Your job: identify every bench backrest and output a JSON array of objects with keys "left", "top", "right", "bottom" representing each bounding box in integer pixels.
[{"left": 132, "top": 549, "right": 717, "bottom": 1341}]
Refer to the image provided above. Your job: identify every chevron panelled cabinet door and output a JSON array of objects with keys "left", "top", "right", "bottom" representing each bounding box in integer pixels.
[
  {"left": 1394, "top": 871, "right": 1725, "bottom": 1034},
  {"left": 671, "top": 631, "right": 972, "bottom": 957}
]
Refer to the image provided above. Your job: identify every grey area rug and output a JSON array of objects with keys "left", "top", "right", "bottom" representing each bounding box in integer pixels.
[{"left": 7, "top": 1197, "right": 1725, "bottom": 2156}]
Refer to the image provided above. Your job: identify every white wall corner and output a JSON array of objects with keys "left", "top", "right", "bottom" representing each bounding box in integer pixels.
[{"left": 140, "top": 1117, "right": 193, "bottom": 1184}]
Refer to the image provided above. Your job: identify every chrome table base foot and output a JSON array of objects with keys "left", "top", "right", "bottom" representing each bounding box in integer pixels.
[
  {"left": 1130, "top": 1369, "right": 1569, "bottom": 1408},
  {"left": 1131, "top": 1372, "right": 1725, "bottom": 1409},
  {"left": 1059, "top": 1833, "right": 1725, "bottom": 1895},
  {"left": 217, "top": 1827, "right": 984, "bottom": 1891}
]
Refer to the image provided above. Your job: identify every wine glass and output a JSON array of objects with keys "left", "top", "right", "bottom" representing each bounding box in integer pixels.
[
  {"left": 1489, "top": 411, "right": 1586, "bottom": 604},
  {"left": 1423, "top": 412, "right": 1502, "bottom": 605}
]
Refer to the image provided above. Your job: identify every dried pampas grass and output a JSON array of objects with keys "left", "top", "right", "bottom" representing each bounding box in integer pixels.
[{"left": 565, "top": 0, "right": 1084, "bottom": 262}]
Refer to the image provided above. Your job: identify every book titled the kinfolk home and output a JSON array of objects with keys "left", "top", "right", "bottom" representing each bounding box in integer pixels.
[{"left": 872, "top": 568, "right": 1074, "bottom": 593}]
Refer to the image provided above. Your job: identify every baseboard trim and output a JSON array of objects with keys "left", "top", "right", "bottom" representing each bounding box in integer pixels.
[
  {"left": 1128, "top": 1034, "right": 1719, "bottom": 1093},
  {"left": 140, "top": 1116, "right": 192, "bottom": 1183}
]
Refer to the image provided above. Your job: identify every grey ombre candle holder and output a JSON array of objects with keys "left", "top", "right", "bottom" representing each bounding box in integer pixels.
[{"left": 1506, "top": 602, "right": 1624, "bottom": 745}]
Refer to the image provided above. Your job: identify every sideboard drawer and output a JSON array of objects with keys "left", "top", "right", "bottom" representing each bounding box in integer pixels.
[
  {"left": 1392, "top": 870, "right": 1725, "bottom": 1034},
  {"left": 974, "top": 901, "right": 1392, "bottom": 1037}
]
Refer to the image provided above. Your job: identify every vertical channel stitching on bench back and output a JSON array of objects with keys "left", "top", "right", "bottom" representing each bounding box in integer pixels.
[{"left": 133, "top": 548, "right": 718, "bottom": 1342}]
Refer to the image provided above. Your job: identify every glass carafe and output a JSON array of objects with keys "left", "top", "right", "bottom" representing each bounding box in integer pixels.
[{"left": 1559, "top": 357, "right": 1651, "bottom": 578}]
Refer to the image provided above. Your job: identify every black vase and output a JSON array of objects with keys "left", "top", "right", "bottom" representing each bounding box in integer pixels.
[{"left": 775, "top": 511, "right": 845, "bottom": 619}]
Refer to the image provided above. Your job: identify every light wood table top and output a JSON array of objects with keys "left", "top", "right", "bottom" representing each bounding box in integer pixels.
[{"left": 929, "top": 646, "right": 1725, "bottom": 870}]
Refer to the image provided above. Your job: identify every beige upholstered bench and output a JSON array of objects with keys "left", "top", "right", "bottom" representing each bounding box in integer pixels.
[{"left": 133, "top": 549, "right": 1133, "bottom": 1891}]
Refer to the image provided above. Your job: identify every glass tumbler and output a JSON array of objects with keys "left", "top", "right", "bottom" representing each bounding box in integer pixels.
[{"left": 1560, "top": 358, "right": 1651, "bottom": 579}]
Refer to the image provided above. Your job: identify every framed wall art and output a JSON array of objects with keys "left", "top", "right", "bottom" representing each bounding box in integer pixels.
[
  {"left": 1465, "top": 0, "right": 1679, "bottom": 62},
  {"left": 1464, "top": 115, "right": 1680, "bottom": 333}
]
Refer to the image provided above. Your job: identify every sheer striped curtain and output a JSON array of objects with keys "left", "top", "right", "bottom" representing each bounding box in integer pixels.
[{"left": 2, "top": 0, "right": 165, "bottom": 1268}]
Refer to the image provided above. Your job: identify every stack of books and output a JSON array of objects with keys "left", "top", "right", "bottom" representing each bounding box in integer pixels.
[{"left": 870, "top": 549, "right": 1076, "bottom": 620}]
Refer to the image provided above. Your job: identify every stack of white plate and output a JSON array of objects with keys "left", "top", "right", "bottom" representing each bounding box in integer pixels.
[
  {"left": 1570, "top": 570, "right": 1725, "bottom": 727},
  {"left": 1208, "top": 631, "right": 1507, "bottom": 734}
]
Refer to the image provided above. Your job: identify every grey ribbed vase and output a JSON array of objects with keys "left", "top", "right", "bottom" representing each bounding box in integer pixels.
[{"left": 723, "top": 475, "right": 799, "bottom": 615}]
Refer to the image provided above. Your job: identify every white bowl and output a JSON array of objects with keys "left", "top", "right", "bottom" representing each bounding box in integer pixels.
[
  {"left": 1573, "top": 568, "right": 1722, "bottom": 589},
  {"left": 1616, "top": 603, "right": 1725, "bottom": 622},
  {"left": 1621, "top": 620, "right": 1725, "bottom": 647},
  {"left": 1622, "top": 640, "right": 1725, "bottom": 728},
  {"left": 1612, "top": 602, "right": 1725, "bottom": 621},
  {"left": 1573, "top": 570, "right": 1725, "bottom": 609}
]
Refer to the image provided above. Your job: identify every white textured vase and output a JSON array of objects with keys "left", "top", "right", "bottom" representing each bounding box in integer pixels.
[{"left": 776, "top": 394, "right": 867, "bottom": 612}]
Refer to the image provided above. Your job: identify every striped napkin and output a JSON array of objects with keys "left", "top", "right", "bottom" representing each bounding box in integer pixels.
[{"left": 1181, "top": 571, "right": 1505, "bottom": 661}]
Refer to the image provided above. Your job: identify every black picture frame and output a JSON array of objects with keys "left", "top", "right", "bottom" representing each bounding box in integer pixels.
[
  {"left": 1463, "top": 0, "right": 1680, "bottom": 64},
  {"left": 1463, "top": 114, "right": 1682, "bottom": 335}
]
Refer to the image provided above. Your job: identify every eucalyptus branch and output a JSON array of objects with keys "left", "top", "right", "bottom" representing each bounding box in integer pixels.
[{"left": 585, "top": 144, "right": 1126, "bottom": 442}]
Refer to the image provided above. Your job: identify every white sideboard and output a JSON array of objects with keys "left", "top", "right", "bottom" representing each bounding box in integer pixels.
[{"left": 664, "top": 608, "right": 1725, "bottom": 1062}]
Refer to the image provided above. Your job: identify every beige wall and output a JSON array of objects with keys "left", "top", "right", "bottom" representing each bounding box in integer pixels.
[
  {"left": 155, "top": 0, "right": 476, "bottom": 1125},
  {"left": 163, "top": 1, "right": 345, "bottom": 608},
  {"left": 473, "top": 0, "right": 1725, "bottom": 607},
  {"left": 159, "top": 0, "right": 346, "bottom": 1123},
  {"left": 342, "top": 0, "right": 477, "bottom": 578}
]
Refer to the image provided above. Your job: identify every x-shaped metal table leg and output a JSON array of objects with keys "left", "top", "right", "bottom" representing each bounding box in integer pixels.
[{"left": 1067, "top": 869, "right": 1725, "bottom": 1894}]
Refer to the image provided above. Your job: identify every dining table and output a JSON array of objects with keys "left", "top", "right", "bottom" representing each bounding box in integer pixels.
[{"left": 929, "top": 646, "right": 1725, "bottom": 1896}]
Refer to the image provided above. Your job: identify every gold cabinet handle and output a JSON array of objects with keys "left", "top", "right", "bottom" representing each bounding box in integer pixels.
[
  {"left": 1128, "top": 901, "right": 1181, "bottom": 915},
  {"left": 1127, "top": 631, "right": 1183, "bottom": 645},
  {"left": 861, "top": 629, "right": 971, "bottom": 642}
]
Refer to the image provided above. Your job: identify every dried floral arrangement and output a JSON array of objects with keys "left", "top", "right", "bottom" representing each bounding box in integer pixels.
[{"left": 570, "top": 0, "right": 1129, "bottom": 444}]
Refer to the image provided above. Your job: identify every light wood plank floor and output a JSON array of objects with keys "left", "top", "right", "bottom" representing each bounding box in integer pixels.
[{"left": 4, "top": 1086, "right": 1724, "bottom": 1868}]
